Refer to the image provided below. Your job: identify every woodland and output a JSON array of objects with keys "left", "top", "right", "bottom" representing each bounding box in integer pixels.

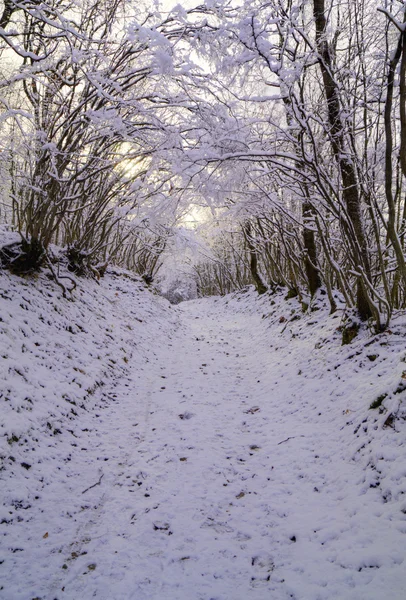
[
  {"left": 2, "top": 3, "right": 406, "bottom": 598},
  {"left": 1, "top": 0, "right": 406, "bottom": 332}
]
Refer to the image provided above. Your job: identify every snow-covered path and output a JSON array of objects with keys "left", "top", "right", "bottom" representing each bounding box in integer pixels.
[{"left": 2, "top": 295, "right": 406, "bottom": 600}]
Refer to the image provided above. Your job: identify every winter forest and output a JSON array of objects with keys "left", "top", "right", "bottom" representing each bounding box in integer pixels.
[
  {"left": 1, "top": 0, "right": 406, "bottom": 326},
  {"left": 1, "top": 1, "right": 406, "bottom": 599}
]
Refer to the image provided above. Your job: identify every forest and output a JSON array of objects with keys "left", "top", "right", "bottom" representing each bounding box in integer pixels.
[
  {"left": 1, "top": 0, "right": 406, "bottom": 333},
  {"left": 2, "top": 3, "right": 406, "bottom": 598}
]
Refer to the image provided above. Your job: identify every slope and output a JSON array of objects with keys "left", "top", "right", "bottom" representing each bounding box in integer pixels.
[{"left": 1, "top": 276, "right": 406, "bottom": 600}]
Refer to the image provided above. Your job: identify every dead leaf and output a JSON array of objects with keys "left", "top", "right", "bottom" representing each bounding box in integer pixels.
[
  {"left": 245, "top": 407, "right": 260, "bottom": 414},
  {"left": 43, "top": 532, "right": 49, "bottom": 539}
]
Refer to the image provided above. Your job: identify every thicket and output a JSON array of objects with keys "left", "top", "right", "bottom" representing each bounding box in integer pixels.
[{"left": 0, "top": 0, "right": 181, "bottom": 283}]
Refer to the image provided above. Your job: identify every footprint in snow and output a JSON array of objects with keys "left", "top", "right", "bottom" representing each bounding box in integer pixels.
[
  {"left": 179, "top": 412, "right": 194, "bottom": 420},
  {"left": 251, "top": 552, "right": 274, "bottom": 586},
  {"left": 153, "top": 521, "right": 172, "bottom": 535},
  {"left": 201, "top": 519, "right": 234, "bottom": 534},
  {"left": 251, "top": 553, "right": 274, "bottom": 571}
]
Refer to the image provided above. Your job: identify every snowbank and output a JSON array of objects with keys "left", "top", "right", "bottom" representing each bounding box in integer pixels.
[
  {"left": 215, "top": 286, "right": 406, "bottom": 511},
  {"left": 0, "top": 267, "right": 179, "bottom": 477}
]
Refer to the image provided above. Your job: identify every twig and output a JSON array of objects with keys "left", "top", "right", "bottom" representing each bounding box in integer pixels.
[
  {"left": 81, "top": 473, "right": 104, "bottom": 494},
  {"left": 277, "top": 435, "right": 305, "bottom": 445},
  {"left": 46, "top": 255, "right": 77, "bottom": 296},
  {"left": 46, "top": 255, "right": 67, "bottom": 297}
]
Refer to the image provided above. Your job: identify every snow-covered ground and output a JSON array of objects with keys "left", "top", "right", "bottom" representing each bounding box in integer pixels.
[{"left": 1, "top": 272, "right": 406, "bottom": 599}]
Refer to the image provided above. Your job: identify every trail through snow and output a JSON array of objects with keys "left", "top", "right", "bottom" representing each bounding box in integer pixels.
[{"left": 2, "top": 293, "right": 406, "bottom": 600}]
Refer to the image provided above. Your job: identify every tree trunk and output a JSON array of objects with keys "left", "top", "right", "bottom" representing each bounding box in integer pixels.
[
  {"left": 243, "top": 222, "right": 268, "bottom": 295},
  {"left": 303, "top": 201, "right": 321, "bottom": 296},
  {"left": 0, "top": 1, "right": 17, "bottom": 29},
  {"left": 280, "top": 89, "right": 321, "bottom": 297},
  {"left": 313, "top": 0, "right": 371, "bottom": 320},
  {"left": 384, "top": 20, "right": 406, "bottom": 298}
]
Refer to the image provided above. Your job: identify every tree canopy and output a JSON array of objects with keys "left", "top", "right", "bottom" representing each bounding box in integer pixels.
[{"left": 1, "top": 0, "right": 406, "bottom": 330}]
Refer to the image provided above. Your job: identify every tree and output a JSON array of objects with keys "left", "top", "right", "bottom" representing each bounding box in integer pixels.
[{"left": 0, "top": 0, "right": 196, "bottom": 275}]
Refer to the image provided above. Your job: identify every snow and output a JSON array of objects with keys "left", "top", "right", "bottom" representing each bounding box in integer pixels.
[{"left": 1, "top": 274, "right": 406, "bottom": 599}]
